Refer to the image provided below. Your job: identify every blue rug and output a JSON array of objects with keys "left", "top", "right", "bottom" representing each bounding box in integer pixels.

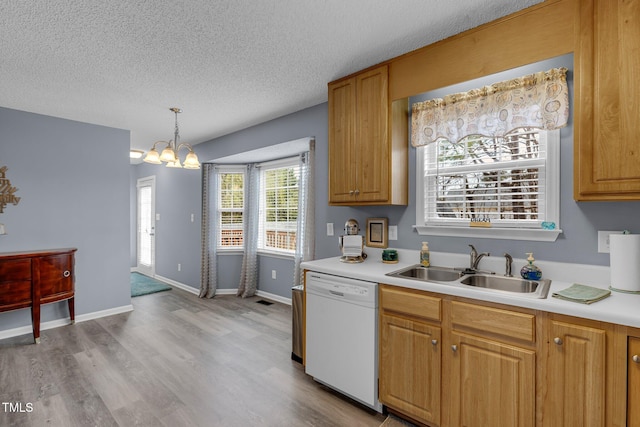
[{"left": 131, "top": 272, "right": 172, "bottom": 297}]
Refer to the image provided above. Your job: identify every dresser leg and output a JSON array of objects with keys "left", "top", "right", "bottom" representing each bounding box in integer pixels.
[
  {"left": 31, "top": 304, "right": 40, "bottom": 344},
  {"left": 68, "top": 297, "right": 75, "bottom": 325}
]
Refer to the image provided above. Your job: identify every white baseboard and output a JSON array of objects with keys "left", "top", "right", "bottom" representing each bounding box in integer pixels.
[
  {"left": 151, "top": 274, "right": 292, "bottom": 305},
  {"left": 256, "top": 290, "right": 292, "bottom": 306},
  {"left": 0, "top": 304, "right": 134, "bottom": 342},
  {"left": 75, "top": 304, "right": 134, "bottom": 323},
  {"left": 153, "top": 274, "right": 200, "bottom": 295}
]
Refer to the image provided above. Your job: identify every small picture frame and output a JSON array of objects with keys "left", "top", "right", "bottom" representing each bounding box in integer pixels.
[{"left": 366, "top": 217, "right": 388, "bottom": 248}]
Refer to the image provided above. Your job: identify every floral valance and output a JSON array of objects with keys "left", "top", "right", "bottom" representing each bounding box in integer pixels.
[{"left": 411, "top": 67, "right": 569, "bottom": 147}]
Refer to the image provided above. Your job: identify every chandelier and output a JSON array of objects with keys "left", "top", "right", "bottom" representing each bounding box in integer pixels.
[{"left": 143, "top": 107, "right": 201, "bottom": 169}]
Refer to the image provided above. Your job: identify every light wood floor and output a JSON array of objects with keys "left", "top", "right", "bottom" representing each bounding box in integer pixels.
[{"left": 0, "top": 287, "right": 386, "bottom": 427}]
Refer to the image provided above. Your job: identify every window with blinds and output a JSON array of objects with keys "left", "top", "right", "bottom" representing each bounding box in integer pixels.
[
  {"left": 258, "top": 158, "right": 299, "bottom": 254},
  {"left": 421, "top": 128, "right": 558, "bottom": 228},
  {"left": 218, "top": 170, "right": 245, "bottom": 249}
]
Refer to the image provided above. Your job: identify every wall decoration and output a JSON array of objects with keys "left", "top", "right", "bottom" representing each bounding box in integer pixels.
[
  {"left": 0, "top": 166, "right": 21, "bottom": 213},
  {"left": 366, "top": 217, "right": 388, "bottom": 248}
]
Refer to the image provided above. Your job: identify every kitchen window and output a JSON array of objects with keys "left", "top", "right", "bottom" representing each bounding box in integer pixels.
[
  {"left": 258, "top": 157, "right": 300, "bottom": 255},
  {"left": 412, "top": 67, "right": 568, "bottom": 242},
  {"left": 415, "top": 128, "right": 560, "bottom": 241},
  {"left": 217, "top": 167, "right": 245, "bottom": 250}
]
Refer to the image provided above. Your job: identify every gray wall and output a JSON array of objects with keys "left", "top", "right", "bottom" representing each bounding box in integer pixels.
[
  {"left": 130, "top": 55, "right": 640, "bottom": 299},
  {"left": 0, "top": 106, "right": 131, "bottom": 332}
]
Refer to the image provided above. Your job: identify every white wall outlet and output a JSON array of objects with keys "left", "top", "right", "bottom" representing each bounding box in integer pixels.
[
  {"left": 598, "top": 230, "right": 624, "bottom": 253},
  {"left": 388, "top": 225, "right": 398, "bottom": 240},
  {"left": 178, "top": 263, "right": 181, "bottom": 271},
  {"left": 155, "top": 213, "right": 160, "bottom": 221},
  {"left": 327, "top": 223, "right": 334, "bottom": 236},
  {"left": 190, "top": 213, "right": 195, "bottom": 223},
  {"left": 272, "top": 270, "right": 277, "bottom": 279}
]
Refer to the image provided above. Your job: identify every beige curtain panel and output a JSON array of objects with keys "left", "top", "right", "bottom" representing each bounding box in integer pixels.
[{"left": 411, "top": 67, "right": 569, "bottom": 147}]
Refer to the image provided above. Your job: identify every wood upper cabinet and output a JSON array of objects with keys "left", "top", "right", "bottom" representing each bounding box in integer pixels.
[
  {"left": 628, "top": 336, "right": 640, "bottom": 425},
  {"left": 328, "top": 65, "right": 408, "bottom": 205},
  {"left": 574, "top": 0, "right": 640, "bottom": 200},
  {"left": 543, "top": 317, "right": 606, "bottom": 427}
]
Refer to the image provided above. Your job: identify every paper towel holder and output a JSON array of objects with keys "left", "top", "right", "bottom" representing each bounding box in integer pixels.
[{"left": 609, "top": 233, "right": 640, "bottom": 294}]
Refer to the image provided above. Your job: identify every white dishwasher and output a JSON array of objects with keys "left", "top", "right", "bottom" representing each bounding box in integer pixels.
[{"left": 305, "top": 270, "right": 382, "bottom": 412}]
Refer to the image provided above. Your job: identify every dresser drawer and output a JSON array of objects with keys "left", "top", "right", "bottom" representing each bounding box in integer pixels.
[
  {"left": 0, "top": 259, "right": 31, "bottom": 281},
  {"left": 451, "top": 300, "right": 535, "bottom": 343},
  {"left": 0, "top": 280, "right": 32, "bottom": 308},
  {"left": 380, "top": 284, "right": 441, "bottom": 322}
]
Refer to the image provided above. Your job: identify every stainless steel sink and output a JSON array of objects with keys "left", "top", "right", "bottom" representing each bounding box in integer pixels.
[
  {"left": 460, "top": 274, "right": 551, "bottom": 299},
  {"left": 386, "top": 264, "right": 551, "bottom": 299},
  {"left": 386, "top": 265, "right": 463, "bottom": 283}
]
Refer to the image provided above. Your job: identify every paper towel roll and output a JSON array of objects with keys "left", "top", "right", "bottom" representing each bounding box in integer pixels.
[{"left": 610, "top": 234, "right": 640, "bottom": 293}]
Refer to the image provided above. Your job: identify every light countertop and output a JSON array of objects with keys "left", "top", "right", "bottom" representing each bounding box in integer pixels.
[{"left": 301, "top": 250, "right": 640, "bottom": 329}]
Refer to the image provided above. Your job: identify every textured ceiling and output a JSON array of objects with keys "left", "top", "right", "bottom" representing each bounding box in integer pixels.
[{"left": 0, "top": 0, "right": 542, "bottom": 151}]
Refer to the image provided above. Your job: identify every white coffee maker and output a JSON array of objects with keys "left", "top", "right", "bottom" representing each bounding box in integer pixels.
[{"left": 338, "top": 218, "right": 366, "bottom": 263}]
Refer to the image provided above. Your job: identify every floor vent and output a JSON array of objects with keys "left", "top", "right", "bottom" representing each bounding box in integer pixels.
[{"left": 256, "top": 299, "right": 274, "bottom": 306}]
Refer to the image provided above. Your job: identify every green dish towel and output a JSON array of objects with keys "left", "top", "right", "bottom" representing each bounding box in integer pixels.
[{"left": 552, "top": 283, "right": 611, "bottom": 304}]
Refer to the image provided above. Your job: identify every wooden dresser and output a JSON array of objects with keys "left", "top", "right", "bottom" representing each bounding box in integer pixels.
[{"left": 0, "top": 248, "right": 77, "bottom": 343}]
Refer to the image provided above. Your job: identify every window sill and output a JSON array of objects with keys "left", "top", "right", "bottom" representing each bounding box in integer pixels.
[
  {"left": 258, "top": 250, "right": 295, "bottom": 260},
  {"left": 413, "top": 225, "right": 562, "bottom": 242},
  {"left": 217, "top": 249, "right": 244, "bottom": 255}
]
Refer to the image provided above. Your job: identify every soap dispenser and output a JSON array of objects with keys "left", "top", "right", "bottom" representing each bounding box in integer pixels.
[
  {"left": 520, "top": 252, "right": 542, "bottom": 280},
  {"left": 420, "top": 242, "right": 430, "bottom": 267}
]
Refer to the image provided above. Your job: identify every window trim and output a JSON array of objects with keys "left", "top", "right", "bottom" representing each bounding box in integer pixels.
[
  {"left": 414, "top": 129, "right": 562, "bottom": 242},
  {"left": 216, "top": 166, "right": 246, "bottom": 252}
]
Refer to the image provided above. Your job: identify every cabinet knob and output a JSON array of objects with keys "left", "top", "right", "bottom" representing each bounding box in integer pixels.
[
  {"left": 349, "top": 190, "right": 354, "bottom": 196},
  {"left": 554, "top": 337, "right": 563, "bottom": 345},
  {"left": 431, "top": 339, "right": 438, "bottom": 346},
  {"left": 451, "top": 345, "right": 458, "bottom": 352},
  {"left": 633, "top": 355, "right": 640, "bottom": 363},
  {"left": 354, "top": 189, "right": 360, "bottom": 195},
  {"left": 63, "top": 270, "right": 71, "bottom": 278}
]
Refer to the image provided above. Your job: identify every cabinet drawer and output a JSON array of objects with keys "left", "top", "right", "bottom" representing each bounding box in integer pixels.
[
  {"left": 0, "top": 280, "right": 32, "bottom": 308},
  {"left": 0, "top": 259, "right": 31, "bottom": 281},
  {"left": 380, "top": 285, "right": 441, "bottom": 322},
  {"left": 451, "top": 301, "right": 535, "bottom": 343}
]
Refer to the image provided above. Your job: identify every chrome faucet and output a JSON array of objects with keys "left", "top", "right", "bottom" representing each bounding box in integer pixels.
[
  {"left": 504, "top": 253, "right": 513, "bottom": 277},
  {"left": 469, "top": 244, "right": 490, "bottom": 271}
]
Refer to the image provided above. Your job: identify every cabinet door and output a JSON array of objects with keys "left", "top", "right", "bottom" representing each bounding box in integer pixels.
[
  {"left": 328, "top": 77, "right": 357, "bottom": 203},
  {"left": 379, "top": 313, "right": 441, "bottom": 426},
  {"left": 449, "top": 332, "right": 535, "bottom": 427},
  {"left": 544, "top": 320, "right": 606, "bottom": 427},
  {"left": 629, "top": 336, "right": 640, "bottom": 425},
  {"left": 575, "top": 0, "right": 640, "bottom": 199},
  {"left": 37, "top": 253, "right": 74, "bottom": 303},
  {"left": 354, "top": 65, "right": 389, "bottom": 203}
]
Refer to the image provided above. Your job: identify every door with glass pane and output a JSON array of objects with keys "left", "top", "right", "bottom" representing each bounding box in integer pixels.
[{"left": 137, "top": 176, "right": 156, "bottom": 276}]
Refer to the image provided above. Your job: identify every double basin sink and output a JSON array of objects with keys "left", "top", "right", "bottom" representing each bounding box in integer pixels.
[{"left": 386, "top": 264, "right": 551, "bottom": 299}]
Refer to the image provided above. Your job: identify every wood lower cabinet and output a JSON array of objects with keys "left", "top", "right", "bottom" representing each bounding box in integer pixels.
[
  {"left": 628, "top": 336, "right": 640, "bottom": 425},
  {"left": 328, "top": 65, "right": 408, "bottom": 205},
  {"left": 0, "top": 248, "right": 76, "bottom": 343},
  {"left": 379, "top": 285, "right": 441, "bottom": 425},
  {"left": 378, "top": 285, "right": 631, "bottom": 427},
  {"left": 542, "top": 317, "right": 607, "bottom": 427},
  {"left": 447, "top": 301, "right": 536, "bottom": 427},
  {"left": 448, "top": 332, "right": 535, "bottom": 427},
  {"left": 379, "top": 286, "right": 536, "bottom": 427},
  {"left": 380, "top": 314, "right": 441, "bottom": 425}
]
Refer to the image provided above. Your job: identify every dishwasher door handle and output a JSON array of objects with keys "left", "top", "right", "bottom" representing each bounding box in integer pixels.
[{"left": 329, "top": 290, "right": 344, "bottom": 297}]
